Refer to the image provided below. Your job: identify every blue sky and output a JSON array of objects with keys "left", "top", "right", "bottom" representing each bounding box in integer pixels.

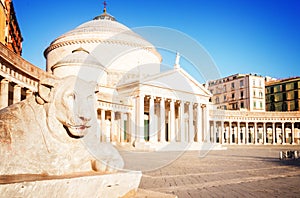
[{"left": 13, "top": 0, "right": 300, "bottom": 81}]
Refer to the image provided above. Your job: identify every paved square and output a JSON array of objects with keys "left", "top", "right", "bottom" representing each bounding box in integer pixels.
[{"left": 127, "top": 145, "right": 300, "bottom": 197}]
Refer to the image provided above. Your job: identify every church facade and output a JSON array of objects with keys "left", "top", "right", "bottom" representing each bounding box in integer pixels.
[{"left": 0, "top": 7, "right": 300, "bottom": 148}]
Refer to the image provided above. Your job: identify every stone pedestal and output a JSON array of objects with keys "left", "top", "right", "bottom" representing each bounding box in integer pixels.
[{"left": 0, "top": 171, "right": 142, "bottom": 198}]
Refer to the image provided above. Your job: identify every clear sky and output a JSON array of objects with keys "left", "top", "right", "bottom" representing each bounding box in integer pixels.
[{"left": 13, "top": 0, "right": 300, "bottom": 81}]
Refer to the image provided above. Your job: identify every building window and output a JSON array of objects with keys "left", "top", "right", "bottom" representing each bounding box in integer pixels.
[
  {"left": 282, "top": 84, "right": 286, "bottom": 92},
  {"left": 254, "top": 101, "right": 256, "bottom": 108},
  {"left": 283, "top": 93, "right": 287, "bottom": 101},
  {"left": 240, "top": 91, "right": 244, "bottom": 99},
  {"left": 232, "top": 103, "right": 236, "bottom": 109},
  {"left": 295, "top": 91, "right": 298, "bottom": 99},
  {"left": 253, "top": 79, "right": 255, "bottom": 86},
  {"left": 260, "top": 102, "right": 263, "bottom": 109},
  {"left": 259, "top": 91, "right": 263, "bottom": 98},
  {"left": 210, "top": 89, "right": 213, "bottom": 94},
  {"left": 215, "top": 97, "right": 219, "bottom": 104},
  {"left": 270, "top": 103, "right": 275, "bottom": 111},
  {"left": 258, "top": 80, "right": 262, "bottom": 87},
  {"left": 231, "top": 82, "right": 235, "bottom": 89},
  {"left": 232, "top": 93, "right": 235, "bottom": 99},
  {"left": 270, "top": 87, "right": 274, "bottom": 93},
  {"left": 223, "top": 85, "right": 227, "bottom": 92},
  {"left": 240, "top": 80, "right": 244, "bottom": 87},
  {"left": 224, "top": 95, "right": 227, "bottom": 101},
  {"left": 253, "top": 90, "right": 256, "bottom": 97},
  {"left": 282, "top": 102, "right": 288, "bottom": 111},
  {"left": 241, "top": 102, "right": 244, "bottom": 108}
]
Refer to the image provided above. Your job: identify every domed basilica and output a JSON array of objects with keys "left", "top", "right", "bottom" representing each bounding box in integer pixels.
[{"left": 42, "top": 6, "right": 212, "bottom": 146}]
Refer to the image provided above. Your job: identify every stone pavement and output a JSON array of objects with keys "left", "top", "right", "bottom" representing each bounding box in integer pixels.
[{"left": 129, "top": 145, "right": 300, "bottom": 198}]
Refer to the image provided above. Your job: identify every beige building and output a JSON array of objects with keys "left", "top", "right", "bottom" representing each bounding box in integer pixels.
[{"left": 207, "top": 73, "right": 265, "bottom": 111}]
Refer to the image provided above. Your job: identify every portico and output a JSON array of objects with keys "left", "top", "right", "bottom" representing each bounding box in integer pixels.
[{"left": 210, "top": 109, "right": 300, "bottom": 145}]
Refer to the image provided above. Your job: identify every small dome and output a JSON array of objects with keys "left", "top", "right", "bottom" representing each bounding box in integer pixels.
[{"left": 52, "top": 47, "right": 105, "bottom": 71}]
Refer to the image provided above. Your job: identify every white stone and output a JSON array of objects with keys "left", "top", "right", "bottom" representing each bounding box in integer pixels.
[{"left": 0, "top": 171, "right": 142, "bottom": 198}]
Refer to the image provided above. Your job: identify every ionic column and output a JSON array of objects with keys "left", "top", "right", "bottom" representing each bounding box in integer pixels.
[
  {"left": 213, "top": 120, "right": 217, "bottom": 143},
  {"left": 130, "top": 98, "right": 136, "bottom": 145},
  {"left": 0, "top": 79, "right": 9, "bottom": 109},
  {"left": 263, "top": 122, "right": 267, "bottom": 144},
  {"left": 205, "top": 105, "right": 210, "bottom": 143},
  {"left": 170, "top": 99, "right": 176, "bottom": 142},
  {"left": 120, "top": 113, "right": 125, "bottom": 142},
  {"left": 272, "top": 122, "right": 276, "bottom": 144},
  {"left": 281, "top": 122, "right": 285, "bottom": 144},
  {"left": 110, "top": 111, "right": 115, "bottom": 142},
  {"left": 237, "top": 122, "right": 241, "bottom": 144},
  {"left": 160, "top": 98, "right": 166, "bottom": 142},
  {"left": 221, "top": 121, "right": 224, "bottom": 144},
  {"left": 13, "top": 85, "right": 21, "bottom": 104},
  {"left": 196, "top": 103, "right": 202, "bottom": 142},
  {"left": 242, "top": 125, "right": 246, "bottom": 144},
  {"left": 245, "top": 122, "right": 249, "bottom": 144},
  {"left": 188, "top": 102, "right": 194, "bottom": 142},
  {"left": 127, "top": 113, "right": 132, "bottom": 143},
  {"left": 180, "top": 101, "right": 185, "bottom": 142},
  {"left": 137, "top": 95, "right": 145, "bottom": 142},
  {"left": 149, "top": 96, "right": 156, "bottom": 142},
  {"left": 229, "top": 121, "right": 232, "bottom": 144},
  {"left": 291, "top": 122, "right": 295, "bottom": 144},
  {"left": 101, "top": 109, "right": 106, "bottom": 142},
  {"left": 254, "top": 122, "right": 258, "bottom": 144}
]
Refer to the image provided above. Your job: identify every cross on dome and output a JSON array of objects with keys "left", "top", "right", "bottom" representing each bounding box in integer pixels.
[
  {"left": 103, "top": 1, "right": 107, "bottom": 13},
  {"left": 93, "top": 0, "right": 116, "bottom": 21}
]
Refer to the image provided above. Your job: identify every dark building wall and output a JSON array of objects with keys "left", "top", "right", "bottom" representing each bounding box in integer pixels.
[{"left": 266, "top": 77, "right": 300, "bottom": 111}]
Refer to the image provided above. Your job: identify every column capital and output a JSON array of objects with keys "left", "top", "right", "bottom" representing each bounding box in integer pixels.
[
  {"left": 156, "top": 97, "right": 164, "bottom": 102},
  {"left": 1, "top": 78, "right": 9, "bottom": 84},
  {"left": 186, "top": 101, "right": 193, "bottom": 105},
  {"left": 178, "top": 100, "right": 185, "bottom": 104},
  {"left": 166, "top": 98, "right": 176, "bottom": 103},
  {"left": 194, "top": 102, "right": 201, "bottom": 107}
]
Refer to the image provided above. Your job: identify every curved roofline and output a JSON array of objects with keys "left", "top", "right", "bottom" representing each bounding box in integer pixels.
[{"left": 44, "top": 39, "right": 162, "bottom": 62}]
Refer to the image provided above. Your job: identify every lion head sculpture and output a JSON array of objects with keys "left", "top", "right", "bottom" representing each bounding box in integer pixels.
[
  {"left": 36, "top": 76, "right": 98, "bottom": 141},
  {"left": 0, "top": 76, "right": 124, "bottom": 175}
]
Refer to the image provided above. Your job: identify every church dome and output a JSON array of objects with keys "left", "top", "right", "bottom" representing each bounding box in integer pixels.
[
  {"left": 51, "top": 47, "right": 107, "bottom": 84},
  {"left": 44, "top": 10, "right": 162, "bottom": 78}
]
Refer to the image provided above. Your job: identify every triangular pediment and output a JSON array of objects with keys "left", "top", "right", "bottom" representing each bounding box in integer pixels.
[{"left": 141, "top": 68, "right": 212, "bottom": 97}]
